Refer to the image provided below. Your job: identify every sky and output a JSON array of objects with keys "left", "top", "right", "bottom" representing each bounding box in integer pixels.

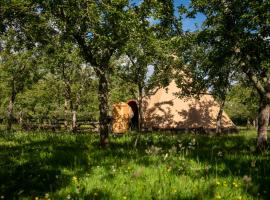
[
  {"left": 132, "top": 0, "right": 206, "bottom": 78},
  {"left": 132, "top": 0, "right": 206, "bottom": 32}
]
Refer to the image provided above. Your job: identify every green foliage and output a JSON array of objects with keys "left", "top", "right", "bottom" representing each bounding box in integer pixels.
[
  {"left": 184, "top": 0, "right": 270, "bottom": 97},
  {"left": 0, "top": 130, "right": 269, "bottom": 199},
  {"left": 225, "top": 83, "right": 259, "bottom": 125}
]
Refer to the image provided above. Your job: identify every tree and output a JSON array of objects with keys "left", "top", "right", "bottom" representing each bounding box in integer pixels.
[
  {"left": 0, "top": 0, "right": 51, "bottom": 130},
  {"left": 116, "top": 0, "right": 179, "bottom": 133},
  {"left": 0, "top": 31, "right": 42, "bottom": 130},
  {"left": 41, "top": 0, "right": 176, "bottom": 147},
  {"left": 185, "top": 0, "right": 270, "bottom": 150},
  {"left": 40, "top": 0, "right": 140, "bottom": 147},
  {"left": 48, "top": 39, "right": 94, "bottom": 132},
  {"left": 225, "top": 82, "right": 259, "bottom": 127}
]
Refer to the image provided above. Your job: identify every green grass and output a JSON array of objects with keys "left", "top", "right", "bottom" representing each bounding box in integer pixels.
[{"left": 0, "top": 130, "right": 269, "bottom": 199}]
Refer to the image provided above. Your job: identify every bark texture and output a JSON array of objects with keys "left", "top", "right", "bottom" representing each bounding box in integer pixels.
[
  {"left": 97, "top": 70, "right": 110, "bottom": 148},
  {"left": 256, "top": 95, "right": 269, "bottom": 151}
]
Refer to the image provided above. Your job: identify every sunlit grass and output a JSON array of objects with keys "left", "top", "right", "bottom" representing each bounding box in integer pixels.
[{"left": 0, "top": 130, "right": 269, "bottom": 199}]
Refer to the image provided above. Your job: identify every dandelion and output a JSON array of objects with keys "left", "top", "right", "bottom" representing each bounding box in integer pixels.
[
  {"left": 223, "top": 181, "right": 227, "bottom": 187},
  {"left": 72, "top": 176, "right": 78, "bottom": 183},
  {"left": 45, "top": 193, "right": 50, "bottom": 198},
  {"left": 232, "top": 181, "right": 238, "bottom": 188},
  {"left": 215, "top": 193, "right": 222, "bottom": 200}
]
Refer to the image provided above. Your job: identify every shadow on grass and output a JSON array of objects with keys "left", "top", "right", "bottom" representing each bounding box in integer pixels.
[{"left": 0, "top": 130, "right": 269, "bottom": 199}]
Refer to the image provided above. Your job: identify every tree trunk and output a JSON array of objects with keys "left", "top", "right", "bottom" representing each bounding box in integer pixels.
[
  {"left": 7, "top": 90, "right": 16, "bottom": 131},
  {"left": 256, "top": 94, "right": 269, "bottom": 151},
  {"left": 71, "top": 110, "right": 77, "bottom": 133},
  {"left": 96, "top": 69, "right": 110, "bottom": 148},
  {"left": 19, "top": 111, "right": 23, "bottom": 126},
  {"left": 216, "top": 99, "right": 225, "bottom": 134},
  {"left": 134, "top": 83, "right": 144, "bottom": 148},
  {"left": 138, "top": 83, "right": 143, "bottom": 132},
  {"left": 64, "top": 98, "right": 68, "bottom": 130}
]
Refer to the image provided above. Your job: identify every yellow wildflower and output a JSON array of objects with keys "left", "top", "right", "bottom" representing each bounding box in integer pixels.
[
  {"left": 216, "top": 181, "right": 221, "bottom": 186},
  {"left": 72, "top": 176, "right": 78, "bottom": 183},
  {"left": 233, "top": 182, "right": 238, "bottom": 188},
  {"left": 35, "top": 197, "right": 39, "bottom": 200},
  {"left": 215, "top": 194, "right": 222, "bottom": 200},
  {"left": 223, "top": 181, "right": 227, "bottom": 187},
  {"left": 237, "top": 196, "right": 243, "bottom": 200},
  {"left": 45, "top": 193, "right": 50, "bottom": 198},
  {"left": 123, "top": 196, "right": 127, "bottom": 200}
]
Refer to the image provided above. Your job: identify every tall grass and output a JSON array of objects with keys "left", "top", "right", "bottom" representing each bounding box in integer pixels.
[{"left": 0, "top": 130, "right": 269, "bottom": 199}]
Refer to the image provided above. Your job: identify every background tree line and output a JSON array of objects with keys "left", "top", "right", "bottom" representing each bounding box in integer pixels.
[{"left": 0, "top": 0, "right": 268, "bottom": 150}]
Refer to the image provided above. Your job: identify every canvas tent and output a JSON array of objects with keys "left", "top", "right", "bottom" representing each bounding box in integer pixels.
[
  {"left": 142, "top": 81, "right": 235, "bottom": 131},
  {"left": 112, "top": 81, "right": 236, "bottom": 133}
]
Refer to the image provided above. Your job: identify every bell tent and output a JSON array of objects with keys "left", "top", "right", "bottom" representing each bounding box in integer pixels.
[{"left": 112, "top": 81, "right": 236, "bottom": 133}]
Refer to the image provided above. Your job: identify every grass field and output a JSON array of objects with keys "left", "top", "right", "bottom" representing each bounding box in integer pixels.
[{"left": 0, "top": 130, "right": 269, "bottom": 199}]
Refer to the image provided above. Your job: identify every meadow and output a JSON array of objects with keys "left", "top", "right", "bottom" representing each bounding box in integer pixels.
[{"left": 0, "top": 129, "right": 269, "bottom": 200}]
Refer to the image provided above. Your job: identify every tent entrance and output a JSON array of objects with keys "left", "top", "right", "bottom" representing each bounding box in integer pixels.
[{"left": 127, "top": 100, "right": 139, "bottom": 130}]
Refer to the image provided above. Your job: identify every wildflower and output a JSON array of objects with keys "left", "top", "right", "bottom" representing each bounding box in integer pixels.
[
  {"left": 237, "top": 196, "right": 243, "bottom": 200},
  {"left": 35, "top": 197, "right": 39, "bottom": 200},
  {"left": 192, "top": 138, "right": 196, "bottom": 144},
  {"left": 216, "top": 181, "right": 221, "bottom": 186},
  {"left": 243, "top": 175, "right": 252, "bottom": 185},
  {"left": 164, "top": 153, "right": 168, "bottom": 160},
  {"left": 215, "top": 194, "right": 222, "bottom": 200},
  {"left": 223, "top": 181, "right": 227, "bottom": 187},
  {"left": 232, "top": 181, "right": 238, "bottom": 188},
  {"left": 72, "top": 176, "right": 78, "bottom": 183},
  {"left": 122, "top": 196, "right": 127, "bottom": 200},
  {"left": 45, "top": 193, "right": 50, "bottom": 198}
]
